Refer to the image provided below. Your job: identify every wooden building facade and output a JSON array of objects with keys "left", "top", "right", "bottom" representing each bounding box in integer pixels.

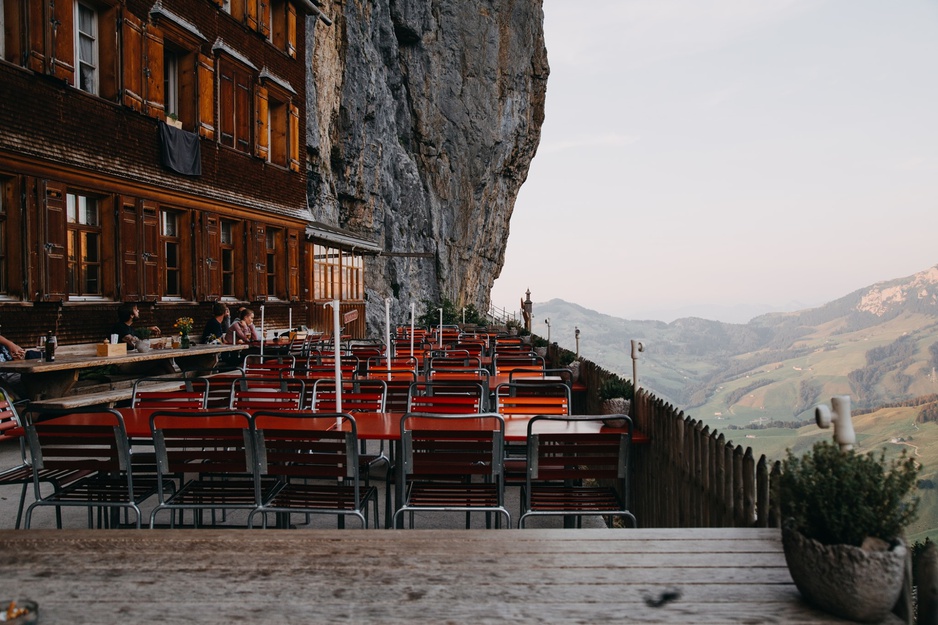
[{"left": 0, "top": 0, "right": 372, "bottom": 345}]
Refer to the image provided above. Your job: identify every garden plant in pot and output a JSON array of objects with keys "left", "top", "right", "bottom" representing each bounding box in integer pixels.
[
  {"left": 599, "top": 376, "right": 633, "bottom": 427},
  {"left": 135, "top": 327, "right": 152, "bottom": 352},
  {"left": 778, "top": 440, "right": 919, "bottom": 622}
]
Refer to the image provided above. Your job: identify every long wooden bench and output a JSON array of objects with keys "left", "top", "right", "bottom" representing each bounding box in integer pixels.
[{"left": 28, "top": 379, "right": 185, "bottom": 411}]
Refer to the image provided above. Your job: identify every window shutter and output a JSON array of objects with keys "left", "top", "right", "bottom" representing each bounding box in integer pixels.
[
  {"left": 286, "top": 3, "right": 296, "bottom": 58},
  {"left": 254, "top": 85, "right": 269, "bottom": 160},
  {"left": 235, "top": 67, "right": 252, "bottom": 153},
  {"left": 97, "top": 6, "right": 120, "bottom": 100},
  {"left": 41, "top": 181, "right": 68, "bottom": 301},
  {"left": 288, "top": 103, "right": 300, "bottom": 172},
  {"left": 258, "top": 0, "right": 270, "bottom": 38},
  {"left": 218, "top": 59, "right": 234, "bottom": 148},
  {"left": 201, "top": 213, "right": 222, "bottom": 300},
  {"left": 3, "top": 1, "right": 25, "bottom": 66},
  {"left": 144, "top": 24, "right": 165, "bottom": 118},
  {"left": 141, "top": 201, "right": 160, "bottom": 301},
  {"left": 245, "top": 0, "right": 259, "bottom": 32},
  {"left": 25, "top": 2, "right": 45, "bottom": 73},
  {"left": 119, "top": 197, "right": 141, "bottom": 300},
  {"left": 121, "top": 13, "right": 145, "bottom": 112},
  {"left": 49, "top": 0, "right": 74, "bottom": 83},
  {"left": 230, "top": 0, "right": 245, "bottom": 23},
  {"left": 287, "top": 228, "right": 300, "bottom": 301},
  {"left": 248, "top": 222, "right": 267, "bottom": 301},
  {"left": 197, "top": 53, "right": 216, "bottom": 139}
]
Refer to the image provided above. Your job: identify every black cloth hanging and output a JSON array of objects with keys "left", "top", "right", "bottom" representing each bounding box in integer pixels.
[{"left": 159, "top": 121, "right": 202, "bottom": 176}]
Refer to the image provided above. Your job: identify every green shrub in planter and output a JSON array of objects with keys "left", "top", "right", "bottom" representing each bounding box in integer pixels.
[
  {"left": 778, "top": 440, "right": 919, "bottom": 547},
  {"left": 599, "top": 377, "right": 633, "bottom": 401}
]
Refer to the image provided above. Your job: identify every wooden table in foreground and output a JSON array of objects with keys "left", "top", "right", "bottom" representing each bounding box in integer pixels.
[{"left": 0, "top": 528, "right": 897, "bottom": 624}]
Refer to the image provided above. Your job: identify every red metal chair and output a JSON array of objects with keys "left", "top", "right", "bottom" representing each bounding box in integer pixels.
[
  {"left": 0, "top": 393, "right": 93, "bottom": 528},
  {"left": 519, "top": 414, "right": 636, "bottom": 529},
  {"left": 249, "top": 411, "right": 379, "bottom": 529},
  {"left": 24, "top": 408, "right": 163, "bottom": 529},
  {"left": 229, "top": 377, "right": 305, "bottom": 411},
  {"left": 131, "top": 377, "right": 210, "bottom": 410},
  {"left": 148, "top": 409, "right": 264, "bottom": 528},
  {"left": 394, "top": 412, "right": 509, "bottom": 529}
]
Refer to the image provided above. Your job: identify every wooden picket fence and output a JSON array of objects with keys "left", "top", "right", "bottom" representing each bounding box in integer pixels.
[{"left": 567, "top": 351, "right": 781, "bottom": 529}]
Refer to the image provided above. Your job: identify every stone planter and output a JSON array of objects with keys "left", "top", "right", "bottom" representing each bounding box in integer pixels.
[
  {"left": 566, "top": 361, "right": 580, "bottom": 383},
  {"left": 782, "top": 527, "right": 906, "bottom": 623},
  {"left": 601, "top": 398, "right": 630, "bottom": 428},
  {"left": 136, "top": 339, "right": 151, "bottom": 352},
  {"left": 534, "top": 346, "right": 547, "bottom": 358}
]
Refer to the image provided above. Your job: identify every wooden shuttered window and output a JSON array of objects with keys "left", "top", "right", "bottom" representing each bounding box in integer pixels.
[
  {"left": 200, "top": 213, "right": 222, "bottom": 301},
  {"left": 119, "top": 197, "right": 141, "bottom": 301},
  {"left": 144, "top": 25, "right": 165, "bottom": 118},
  {"left": 141, "top": 201, "right": 160, "bottom": 301},
  {"left": 98, "top": 5, "right": 120, "bottom": 100},
  {"left": 121, "top": 14, "right": 164, "bottom": 117},
  {"left": 254, "top": 85, "right": 269, "bottom": 161},
  {"left": 248, "top": 222, "right": 267, "bottom": 301},
  {"left": 245, "top": 0, "right": 259, "bottom": 33},
  {"left": 219, "top": 57, "right": 253, "bottom": 153},
  {"left": 287, "top": 228, "right": 300, "bottom": 301},
  {"left": 197, "top": 53, "right": 216, "bottom": 139},
  {"left": 258, "top": 0, "right": 270, "bottom": 38},
  {"left": 289, "top": 103, "right": 301, "bottom": 172},
  {"left": 121, "top": 12, "right": 145, "bottom": 111},
  {"left": 25, "top": 0, "right": 74, "bottom": 83},
  {"left": 41, "top": 181, "right": 68, "bottom": 301},
  {"left": 286, "top": 3, "right": 297, "bottom": 58},
  {"left": 2, "top": 1, "right": 25, "bottom": 65}
]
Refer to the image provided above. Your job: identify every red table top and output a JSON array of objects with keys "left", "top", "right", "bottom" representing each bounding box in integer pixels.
[{"left": 39, "top": 408, "right": 649, "bottom": 445}]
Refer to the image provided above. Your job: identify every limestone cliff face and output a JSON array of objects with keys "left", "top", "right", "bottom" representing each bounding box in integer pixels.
[{"left": 306, "top": 0, "right": 548, "bottom": 332}]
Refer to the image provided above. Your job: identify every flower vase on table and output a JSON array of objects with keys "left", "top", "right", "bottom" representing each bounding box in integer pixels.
[{"left": 174, "top": 317, "right": 194, "bottom": 349}]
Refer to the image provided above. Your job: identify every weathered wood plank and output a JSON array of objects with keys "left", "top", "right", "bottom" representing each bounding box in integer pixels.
[{"left": 0, "top": 528, "right": 903, "bottom": 624}]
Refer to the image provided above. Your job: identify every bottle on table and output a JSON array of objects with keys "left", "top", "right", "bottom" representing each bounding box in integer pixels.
[{"left": 45, "top": 331, "right": 56, "bottom": 362}]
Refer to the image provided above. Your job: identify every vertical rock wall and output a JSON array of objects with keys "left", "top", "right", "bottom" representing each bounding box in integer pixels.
[{"left": 306, "top": 0, "right": 548, "bottom": 333}]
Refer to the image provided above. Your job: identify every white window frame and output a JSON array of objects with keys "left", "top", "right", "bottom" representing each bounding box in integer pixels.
[{"left": 74, "top": 0, "right": 99, "bottom": 95}]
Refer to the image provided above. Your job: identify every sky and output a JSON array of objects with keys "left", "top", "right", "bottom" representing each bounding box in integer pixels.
[{"left": 490, "top": 0, "right": 938, "bottom": 324}]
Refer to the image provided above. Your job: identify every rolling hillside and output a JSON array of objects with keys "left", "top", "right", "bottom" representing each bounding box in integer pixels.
[
  {"left": 537, "top": 263, "right": 938, "bottom": 539},
  {"left": 539, "top": 264, "right": 938, "bottom": 427}
]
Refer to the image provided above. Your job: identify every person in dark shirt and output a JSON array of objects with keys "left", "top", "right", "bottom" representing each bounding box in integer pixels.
[
  {"left": 201, "top": 302, "right": 230, "bottom": 344},
  {"left": 110, "top": 303, "right": 161, "bottom": 348}
]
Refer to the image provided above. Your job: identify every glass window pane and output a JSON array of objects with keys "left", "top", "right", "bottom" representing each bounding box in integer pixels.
[
  {"left": 221, "top": 221, "right": 232, "bottom": 244},
  {"left": 67, "top": 194, "right": 76, "bottom": 223}
]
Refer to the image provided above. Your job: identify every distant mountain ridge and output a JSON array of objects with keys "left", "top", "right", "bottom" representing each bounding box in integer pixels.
[{"left": 538, "top": 263, "right": 938, "bottom": 422}]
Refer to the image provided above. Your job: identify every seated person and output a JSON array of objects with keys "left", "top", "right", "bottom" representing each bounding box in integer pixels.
[
  {"left": 0, "top": 333, "right": 27, "bottom": 399},
  {"left": 224, "top": 308, "right": 261, "bottom": 345},
  {"left": 201, "top": 302, "right": 230, "bottom": 344},
  {"left": 111, "top": 303, "right": 161, "bottom": 348},
  {"left": 110, "top": 304, "right": 173, "bottom": 374}
]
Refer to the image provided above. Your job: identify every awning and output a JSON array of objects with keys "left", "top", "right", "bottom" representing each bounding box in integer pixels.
[{"left": 305, "top": 222, "right": 382, "bottom": 254}]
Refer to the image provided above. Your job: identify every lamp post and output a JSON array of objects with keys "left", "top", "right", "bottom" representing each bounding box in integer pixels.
[
  {"left": 438, "top": 308, "right": 443, "bottom": 348},
  {"left": 575, "top": 326, "right": 580, "bottom": 358},
  {"left": 544, "top": 318, "right": 551, "bottom": 346}
]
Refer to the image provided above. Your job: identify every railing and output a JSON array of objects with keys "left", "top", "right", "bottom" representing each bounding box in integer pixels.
[
  {"left": 551, "top": 343, "right": 781, "bottom": 529},
  {"left": 487, "top": 303, "right": 517, "bottom": 326}
]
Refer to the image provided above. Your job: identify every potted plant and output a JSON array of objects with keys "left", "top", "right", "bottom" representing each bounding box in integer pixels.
[
  {"left": 778, "top": 441, "right": 919, "bottom": 622},
  {"left": 599, "top": 376, "right": 633, "bottom": 427},
  {"left": 166, "top": 113, "right": 183, "bottom": 129},
  {"left": 556, "top": 350, "right": 580, "bottom": 383},
  {"left": 135, "top": 327, "right": 152, "bottom": 352}
]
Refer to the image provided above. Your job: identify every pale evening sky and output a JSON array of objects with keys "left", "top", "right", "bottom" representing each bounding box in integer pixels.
[{"left": 491, "top": 0, "right": 938, "bottom": 324}]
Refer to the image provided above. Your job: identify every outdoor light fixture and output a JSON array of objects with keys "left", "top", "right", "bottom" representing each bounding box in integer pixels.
[
  {"left": 575, "top": 326, "right": 580, "bottom": 358},
  {"left": 815, "top": 396, "right": 856, "bottom": 451},
  {"left": 545, "top": 318, "right": 551, "bottom": 346}
]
